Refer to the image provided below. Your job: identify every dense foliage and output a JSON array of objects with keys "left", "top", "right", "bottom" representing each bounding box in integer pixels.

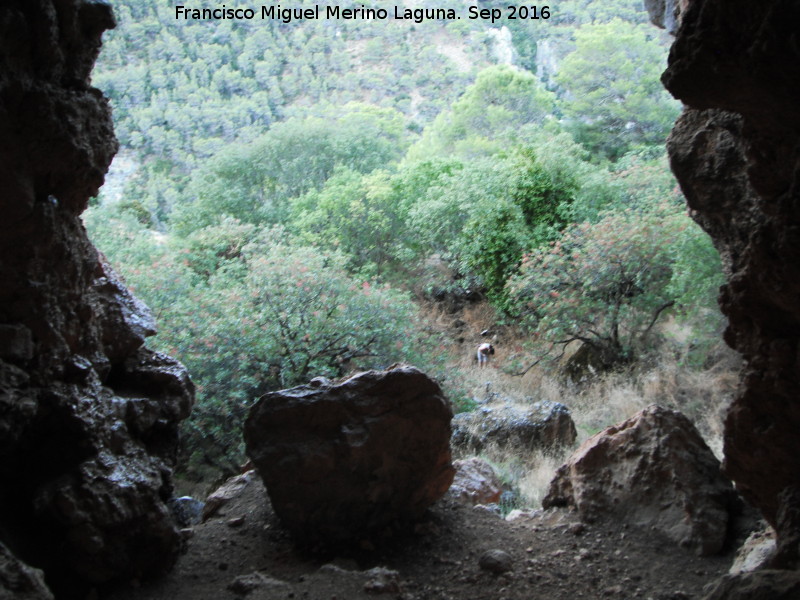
[
  {"left": 507, "top": 208, "right": 683, "bottom": 365},
  {"left": 87, "top": 0, "right": 726, "bottom": 475}
]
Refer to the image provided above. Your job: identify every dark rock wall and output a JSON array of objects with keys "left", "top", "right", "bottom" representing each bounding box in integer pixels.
[
  {"left": 655, "top": 0, "right": 800, "bottom": 564},
  {"left": 0, "top": 0, "right": 193, "bottom": 595}
]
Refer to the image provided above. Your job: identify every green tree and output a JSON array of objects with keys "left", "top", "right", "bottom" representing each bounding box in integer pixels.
[
  {"left": 555, "top": 19, "right": 680, "bottom": 160},
  {"left": 409, "top": 149, "right": 574, "bottom": 305},
  {"left": 169, "top": 233, "right": 428, "bottom": 471},
  {"left": 507, "top": 208, "right": 681, "bottom": 367},
  {"left": 170, "top": 102, "right": 410, "bottom": 236},
  {"left": 407, "top": 65, "right": 556, "bottom": 160},
  {"left": 291, "top": 159, "right": 465, "bottom": 276}
]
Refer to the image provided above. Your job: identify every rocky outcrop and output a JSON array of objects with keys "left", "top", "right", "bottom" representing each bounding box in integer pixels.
[
  {"left": 451, "top": 400, "right": 576, "bottom": 454},
  {"left": 244, "top": 365, "right": 455, "bottom": 547},
  {"left": 0, "top": 1, "right": 193, "bottom": 596},
  {"left": 703, "top": 570, "right": 800, "bottom": 600},
  {"left": 645, "top": 0, "right": 690, "bottom": 34},
  {"left": 543, "top": 405, "right": 737, "bottom": 556},
  {"left": 659, "top": 0, "right": 800, "bottom": 567},
  {"left": 445, "top": 457, "right": 504, "bottom": 506},
  {"left": 0, "top": 542, "right": 53, "bottom": 600}
]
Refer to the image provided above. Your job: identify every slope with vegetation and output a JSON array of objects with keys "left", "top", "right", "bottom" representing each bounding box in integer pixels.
[{"left": 86, "top": 0, "right": 732, "bottom": 489}]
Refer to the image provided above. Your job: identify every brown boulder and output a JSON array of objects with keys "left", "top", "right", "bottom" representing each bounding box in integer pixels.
[
  {"left": 543, "top": 405, "right": 736, "bottom": 555},
  {"left": 446, "top": 457, "right": 504, "bottom": 506},
  {"left": 244, "top": 365, "right": 455, "bottom": 546}
]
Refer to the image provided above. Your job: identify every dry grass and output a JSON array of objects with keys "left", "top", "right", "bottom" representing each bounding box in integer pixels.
[
  {"left": 419, "top": 300, "right": 741, "bottom": 509},
  {"left": 444, "top": 344, "right": 740, "bottom": 508}
]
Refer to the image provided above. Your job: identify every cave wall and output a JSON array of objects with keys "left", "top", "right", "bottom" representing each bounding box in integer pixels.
[
  {"left": 652, "top": 0, "right": 800, "bottom": 566},
  {"left": 0, "top": 1, "right": 193, "bottom": 595}
]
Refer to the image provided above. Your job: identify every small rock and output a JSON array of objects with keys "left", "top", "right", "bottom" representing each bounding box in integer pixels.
[
  {"left": 203, "top": 471, "right": 257, "bottom": 521},
  {"left": 169, "top": 496, "right": 205, "bottom": 527},
  {"left": 363, "top": 567, "right": 401, "bottom": 594},
  {"left": 227, "top": 516, "right": 246, "bottom": 528},
  {"left": 227, "top": 572, "right": 291, "bottom": 596},
  {"left": 569, "top": 522, "right": 587, "bottom": 536},
  {"left": 505, "top": 509, "right": 537, "bottom": 522},
  {"left": 478, "top": 549, "right": 513, "bottom": 574},
  {"left": 473, "top": 504, "right": 502, "bottom": 517}
]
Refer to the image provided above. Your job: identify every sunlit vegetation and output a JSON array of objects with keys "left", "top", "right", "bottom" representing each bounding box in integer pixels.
[{"left": 87, "top": 0, "right": 728, "bottom": 480}]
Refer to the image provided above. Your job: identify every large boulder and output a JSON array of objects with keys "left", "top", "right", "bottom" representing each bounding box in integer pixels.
[
  {"left": 244, "top": 365, "right": 455, "bottom": 546},
  {"left": 543, "top": 405, "right": 737, "bottom": 555},
  {"left": 451, "top": 400, "right": 576, "bottom": 454},
  {"left": 0, "top": 1, "right": 194, "bottom": 596}
]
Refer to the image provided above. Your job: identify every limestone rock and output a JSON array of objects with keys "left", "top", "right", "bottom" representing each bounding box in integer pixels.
[
  {"left": 543, "top": 405, "right": 736, "bottom": 555},
  {"left": 451, "top": 400, "right": 576, "bottom": 454},
  {"left": 446, "top": 457, "right": 504, "bottom": 507},
  {"left": 730, "top": 527, "right": 777, "bottom": 575},
  {"left": 0, "top": 1, "right": 194, "bottom": 595},
  {"left": 244, "top": 365, "right": 455, "bottom": 546}
]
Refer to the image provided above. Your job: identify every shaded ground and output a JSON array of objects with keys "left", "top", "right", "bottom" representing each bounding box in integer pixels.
[{"left": 106, "top": 473, "right": 737, "bottom": 600}]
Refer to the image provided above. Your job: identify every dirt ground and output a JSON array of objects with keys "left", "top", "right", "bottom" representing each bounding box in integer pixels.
[{"left": 106, "top": 473, "right": 739, "bottom": 600}]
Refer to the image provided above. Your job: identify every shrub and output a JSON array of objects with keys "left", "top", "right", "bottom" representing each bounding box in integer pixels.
[{"left": 507, "top": 208, "right": 681, "bottom": 367}]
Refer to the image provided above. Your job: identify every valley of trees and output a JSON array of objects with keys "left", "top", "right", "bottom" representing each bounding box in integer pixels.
[{"left": 87, "top": 0, "right": 726, "bottom": 478}]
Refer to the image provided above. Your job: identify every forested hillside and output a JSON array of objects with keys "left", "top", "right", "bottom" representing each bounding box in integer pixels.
[{"left": 87, "top": 0, "right": 728, "bottom": 483}]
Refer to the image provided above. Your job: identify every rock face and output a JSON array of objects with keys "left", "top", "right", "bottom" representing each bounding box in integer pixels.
[
  {"left": 0, "top": 1, "right": 193, "bottom": 596},
  {"left": 656, "top": 0, "right": 800, "bottom": 566},
  {"left": 543, "top": 405, "right": 736, "bottom": 556},
  {"left": 703, "top": 571, "right": 800, "bottom": 600},
  {"left": 645, "top": 0, "right": 690, "bottom": 33},
  {"left": 451, "top": 400, "right": 576, "bottom": 454},
  {"left": 244, "top": 365, "right": 455, "bottom": 546},
  {"left": 0, "top": 542, "right": 53, "bottom": 600}
]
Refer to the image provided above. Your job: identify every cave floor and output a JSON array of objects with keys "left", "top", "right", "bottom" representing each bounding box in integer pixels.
[{"left": 105, "top": 476, "right": 735, "bottom": 600}]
